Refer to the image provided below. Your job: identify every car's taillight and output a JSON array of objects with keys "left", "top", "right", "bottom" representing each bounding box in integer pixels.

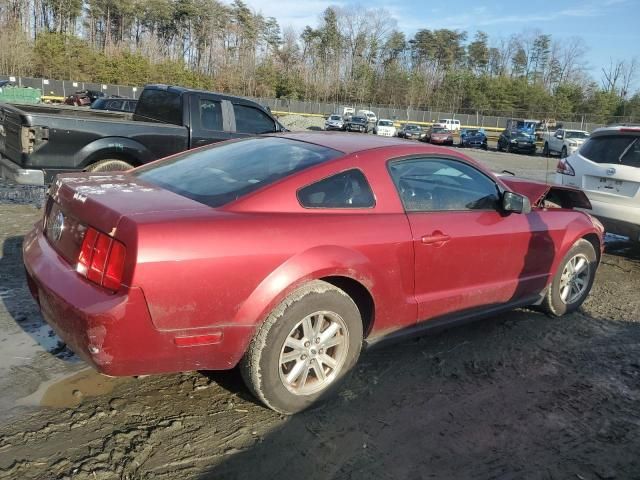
[
  {"left": 557, "top": 158, "right": 575, "bottom": 176},
  {"left": 77, "top": 227, "right": 126, "bottom": 292}
]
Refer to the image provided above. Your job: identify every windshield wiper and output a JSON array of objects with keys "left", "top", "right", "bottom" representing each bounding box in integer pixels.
[{"left": 618, "top": 138, "right": 638, "bottom": 163}]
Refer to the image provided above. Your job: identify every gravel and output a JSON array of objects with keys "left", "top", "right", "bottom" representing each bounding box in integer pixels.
[{"left": 277, "top": 114, "right": 325, "bottom": 132}]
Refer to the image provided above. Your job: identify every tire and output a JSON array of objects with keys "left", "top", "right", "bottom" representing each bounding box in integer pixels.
[
  {"left": 561, "top": 146, "right": 568, "bottom": 158},
  {"left": 543, "top": 142, "right": 550, "bottom": 157},
  {"left": 240, "top": 280, "right": 363, "bottom": 414},
  {"left": 540, "top": 239, "right": 597, "bottom": 317},
  {"left": 497, "top": 140, "right": 503, "bottom": 152},
  {"left": 86, "top": 159, "right": 135, "bottom": 173}
]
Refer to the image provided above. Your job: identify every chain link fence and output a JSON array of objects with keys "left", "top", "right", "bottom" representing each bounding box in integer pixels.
[{"left": 1, "top": 74, "right": 613, "bottom": 132}]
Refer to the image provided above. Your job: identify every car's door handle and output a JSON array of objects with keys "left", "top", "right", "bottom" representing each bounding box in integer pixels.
[{"left": 421, "top": 231, "right": 451, "bottom": 246}]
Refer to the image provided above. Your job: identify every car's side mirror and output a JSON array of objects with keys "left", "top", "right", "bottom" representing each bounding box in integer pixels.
[{"left": 502, "top": 191, "right": 531, "bottom": 214}]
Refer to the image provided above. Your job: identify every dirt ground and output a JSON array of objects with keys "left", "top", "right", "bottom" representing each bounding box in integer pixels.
[{"left": 0, "top": 147, "right": 639, "bottom": 480}]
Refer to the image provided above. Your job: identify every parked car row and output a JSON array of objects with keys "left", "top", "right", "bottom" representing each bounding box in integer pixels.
[{"left": 63, "top": 89, "right": 138, "bottom": 113}]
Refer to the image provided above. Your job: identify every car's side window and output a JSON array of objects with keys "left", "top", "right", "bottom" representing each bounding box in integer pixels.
[
  {"left": 200, "top": 99, "right": 223, "bottom": 131},
  {"left": 297, "top": 169, "right": 375, "bottom": 209},
  {"left": 388, "top": 158, "right": 501, "bottom": 212},
  {"left": 233, "top": 104, "right": 276, "bottom": 134}
]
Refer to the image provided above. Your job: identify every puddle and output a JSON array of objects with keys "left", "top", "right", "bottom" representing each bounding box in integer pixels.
[{"left": 18, "top": 368, "right": 130, "bottom": 408}]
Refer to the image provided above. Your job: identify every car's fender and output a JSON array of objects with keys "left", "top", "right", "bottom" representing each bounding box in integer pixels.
[
  {"left": 547, "top": 213, "right": 603, "bottom": 280},
  {"left": 75, "top": 137, "right": 154, "bottom": 169}
]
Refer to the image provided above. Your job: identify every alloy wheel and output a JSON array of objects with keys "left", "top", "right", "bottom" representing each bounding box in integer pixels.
[
  {"left": 278, "top": 311, "right": 349, "bottom": 395},
  {"left": 559, "top": 253, "right": 590, "bottom": 304}
]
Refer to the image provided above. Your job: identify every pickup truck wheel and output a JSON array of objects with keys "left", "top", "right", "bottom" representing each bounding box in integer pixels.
[
  {"left": 543, "top": 142, "right": 550, "bottom": 156},
  {"left": 561, "top": 146, "right": 568, "bottom": 158},
  {"left": 240, "top": 280, "right": 363, "bottom": 414},
  {"left": 86, "top": 159, "right": 135, "bottom": 173},
  {"left": 540, "top": 239, "right": 597, "bottom": 317}
]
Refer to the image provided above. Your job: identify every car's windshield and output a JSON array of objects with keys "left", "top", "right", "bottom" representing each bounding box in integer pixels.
[
  {"left": 432, "top": 128, "right": 447, "bottom": 133},
  {"left": 405, "top": 125, "right": 420, "bottom": 131},
  {"left": 135, "top": 137, "right": 342, "bottom": 207},
  {"left": 437, "top": 119, "right": 448, "bottom": 124},
  {"left": 378, "top": 120, "right": 393, "bottom": 126},
  {"left": 352, "top": 116, "right": 366, "bottom": 122},
  {"left": 465, "top": 129, "right": 479, "bottom": 135},
  {"left": 329, "top": 115, "right": 342, "bottom": 121},
  {"left": 566, "top": 131, "right": 589, "bottom": 139}
]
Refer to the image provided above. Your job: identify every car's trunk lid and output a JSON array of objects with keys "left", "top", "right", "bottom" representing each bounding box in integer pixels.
[{"left": 44, "top": 172, "right": 211, "bottom": 265}]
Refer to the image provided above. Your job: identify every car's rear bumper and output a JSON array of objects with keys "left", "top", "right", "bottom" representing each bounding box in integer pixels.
[
  {"left": 0, "top": 155, "right": 45, "bottom": 185},
  {"left": 23, "top": 225, "right": 254, "bottom": 376},
  {"left": 582, "top": 198, "right": 640, "bottom": 241}
]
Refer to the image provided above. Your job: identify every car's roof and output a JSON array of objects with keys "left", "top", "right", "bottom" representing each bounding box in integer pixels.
[
  {"left": 592, "top": 125, "right": 640, "bottom": 137},
  {"left": 269, "top": 132, "right": 415, "bottom": 154}
]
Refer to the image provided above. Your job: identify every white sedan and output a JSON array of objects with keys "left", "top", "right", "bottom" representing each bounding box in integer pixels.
[{"left": 555, "top": 125, "right": 640, "bottom": 242}]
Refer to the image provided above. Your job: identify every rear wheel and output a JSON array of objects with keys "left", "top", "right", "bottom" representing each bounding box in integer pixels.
[
  {"left": 561, "top": 146, "right": 568, "bottom": 158},
  {"left": 240, "top": 280, "right": 363, "bottom": 414},
  {"left": 86, "top": 159, "right": 135, "bottom": 173},
  {"left": 540, "top": 239, "right": 597, "bottom": 316}
]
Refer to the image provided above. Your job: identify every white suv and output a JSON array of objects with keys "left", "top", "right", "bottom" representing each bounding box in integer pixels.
[{"left": 555, "top": 125, "right": 640, "bottom": 242}]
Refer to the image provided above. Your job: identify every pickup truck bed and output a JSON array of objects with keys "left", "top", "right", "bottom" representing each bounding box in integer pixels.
[
  {"left": 0, "top": 103, "right": 185, "bottom": 184},
  {"left": 0, "top": 84, "right": 283, "bottom": 184}
]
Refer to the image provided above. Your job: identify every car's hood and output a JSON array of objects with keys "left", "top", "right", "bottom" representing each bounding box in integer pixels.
[
  {"left": 499, "top": 176, "right": 592, "bottom": 209},
  {"left": 464, "top": 134, "right": 485, "bottom": 141}
]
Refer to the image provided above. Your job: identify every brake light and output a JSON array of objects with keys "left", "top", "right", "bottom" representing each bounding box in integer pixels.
[
  {"left": 557, "top": 158, "right": 575, "bottom": 176},
  {"left": 77, "top": 227, "right": 126, "bottom": 291}
]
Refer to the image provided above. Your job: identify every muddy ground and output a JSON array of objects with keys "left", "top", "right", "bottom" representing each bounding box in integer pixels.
[{"left": 0, "top": 147, "right": 639, "bottom": 480}]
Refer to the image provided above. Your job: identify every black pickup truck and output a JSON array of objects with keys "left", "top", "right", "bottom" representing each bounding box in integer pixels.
[{"left": 0, "top": 85, "right": 285, "bottom": 184}]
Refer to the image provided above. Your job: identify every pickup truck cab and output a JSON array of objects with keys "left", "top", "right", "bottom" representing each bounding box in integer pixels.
[
  {"left": 542, "top": 128, "right": 590, "bottom": 158},
  {"left": 0, "top": 84, "right": 285, "bottom": 185}
]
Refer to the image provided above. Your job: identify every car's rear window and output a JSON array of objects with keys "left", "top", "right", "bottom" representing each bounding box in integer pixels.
[
  {"left": 134, "top": 137, "right": 342, "bottom": 207},
  {"left": 133, "top": 89, "right": 182, "bottom": 125},
  {"left": 580, "top": 135, "right": 640, "bottom": 168}
]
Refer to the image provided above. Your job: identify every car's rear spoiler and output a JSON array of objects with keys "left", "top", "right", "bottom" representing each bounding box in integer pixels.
[{"left": 500, "top": 176, "right": 592, "bottom": 210}]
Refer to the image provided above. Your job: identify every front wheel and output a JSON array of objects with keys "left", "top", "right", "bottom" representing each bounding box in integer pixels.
[
  {"left": 240, "top": 280, "right": 363, "bottom": 414},
  {"left": 561, "top": 146, "right": 568, "bottom": 158},
  {"left": 543, "top": 142, "right": 550, "bottom": 156},
  {"left": 540, "top": 239, "right": 597, "bottom": 316}
]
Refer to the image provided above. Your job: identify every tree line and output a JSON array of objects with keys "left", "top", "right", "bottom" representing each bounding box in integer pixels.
[{"left": 0, "top": 0, "right": 638, "bottom": 123}]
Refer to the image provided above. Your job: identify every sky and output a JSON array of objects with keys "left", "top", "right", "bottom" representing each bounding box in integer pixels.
[{"left": 239, "top": 0, "right": 640, "bottom": 89}]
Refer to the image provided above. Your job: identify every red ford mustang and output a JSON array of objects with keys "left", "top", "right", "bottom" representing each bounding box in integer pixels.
[{"left": 23, "top": 133, "right": 604, "bottom": 413}]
